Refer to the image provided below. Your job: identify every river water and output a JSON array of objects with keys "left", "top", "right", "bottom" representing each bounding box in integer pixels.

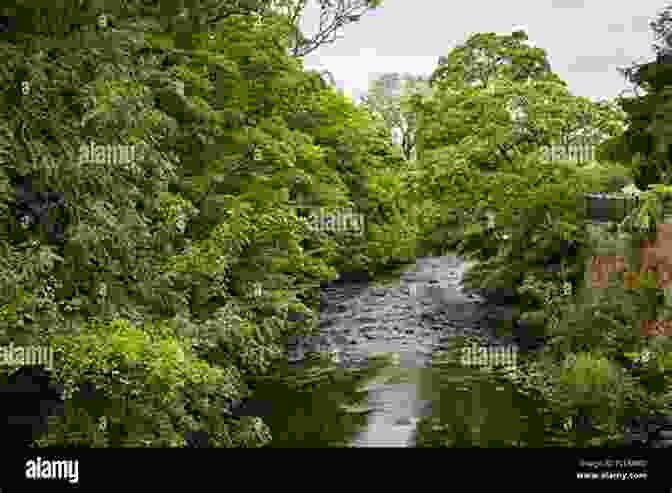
[{"left": 247, "top": 255, "right": 563, "bottom": 447}]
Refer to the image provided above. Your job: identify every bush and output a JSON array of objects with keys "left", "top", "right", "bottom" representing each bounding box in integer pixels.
[
  {"left": 34, "top": 318, "right": 270, "bottom": 447},
  {"left": 500, "top": 351, "right": 643, "bottom": 446},
  {"left": 579, "top": 161, "right": 634, "bottom": 192},
  {"left": 546, "top": 296, "right": 645, "bottom": 363},
  {"left": 558, "top": 352, "right": 623, "bottom": 407}
]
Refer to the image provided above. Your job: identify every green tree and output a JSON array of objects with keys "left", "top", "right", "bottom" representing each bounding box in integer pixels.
[
  {"left": 0, "top": 1, "right": 374, "bottom": 447},
  {"left": 0, "top": 0, "right": 416, "bottom": 448},
  {"left": 613, "top": 4, "right": 672, "bottom": 188},
  {"left": 428, "top": 30, "right": 557, "bottom": 91},
  {"left": 359, "top": 72, "right": 431, "bottom": 160}
]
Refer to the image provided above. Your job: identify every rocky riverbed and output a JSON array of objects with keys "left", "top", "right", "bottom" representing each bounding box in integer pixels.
[{"left": 289, "top": 255, "right": 526, "bottom": 368}]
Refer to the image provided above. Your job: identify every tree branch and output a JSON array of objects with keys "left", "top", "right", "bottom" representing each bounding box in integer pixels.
[{"left": 289, "top": 0, "right": 376, "bottom": 57}]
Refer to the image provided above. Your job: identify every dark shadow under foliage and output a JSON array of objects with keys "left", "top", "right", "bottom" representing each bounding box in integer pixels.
[
  {"left": 11, "top": 174, "right": 67, "bottom": 244},
  {"left": 0, "top": 365, "right": 65, "bottom": 449}
]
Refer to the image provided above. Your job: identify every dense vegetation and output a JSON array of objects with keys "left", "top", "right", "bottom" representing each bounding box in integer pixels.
[
  {"left": 3, "top": 0, "right": 672, "bottom": 448},
  {"left": 404, "top": 18, "right": 672, "bottom": 445},
  {"left": 0, "top": 0, "right": 410, "bottom": 448}
]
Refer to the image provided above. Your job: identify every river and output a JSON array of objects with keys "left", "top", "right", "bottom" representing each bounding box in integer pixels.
[{"left": 243, "top": 254, "right": 601, "bottom": 447}]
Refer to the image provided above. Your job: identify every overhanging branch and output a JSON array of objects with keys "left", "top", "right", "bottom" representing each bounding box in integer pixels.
[{"left": 289, "top": 0, "right": 377, "bottom": 57}]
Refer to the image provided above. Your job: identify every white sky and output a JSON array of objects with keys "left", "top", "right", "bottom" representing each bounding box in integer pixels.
[{"left": 297, "top": 0, "right": 668, "bottom": 104}]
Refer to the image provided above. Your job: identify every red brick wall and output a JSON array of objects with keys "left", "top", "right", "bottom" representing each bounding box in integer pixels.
[
  {"left": 589, "top": 222, "right": 672, "bottom": 337},
  {"left": 590, "top": 255, "right": 625, "bottom": 288},
  {"left": 591, "top": 224, "right": 672, "bottom": 289},
  {"left": 639, "top": 223, "right": 672, "bottom": 289},
  {"left": 639, "top": 222, "right": 672, "bottom": 336}
]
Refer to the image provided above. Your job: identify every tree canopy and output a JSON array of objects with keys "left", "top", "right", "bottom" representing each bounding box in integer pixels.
[{"left": 0, "top": 0, "right": 419, "bottom": 448}]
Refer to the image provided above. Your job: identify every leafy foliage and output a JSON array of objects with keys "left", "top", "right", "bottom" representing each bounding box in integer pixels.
[
  {"left": 0, "top": 1, "right": 414, "bottom": 448},
  {"left": 34, "top": 318, "right": 269, "bottom": 447},
  {"left": 359, "top": 72, "right": 431, "bottom": 160}
]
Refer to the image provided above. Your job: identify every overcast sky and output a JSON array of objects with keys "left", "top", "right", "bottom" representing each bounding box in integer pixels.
[{"left": 298, "top": 0, "right": 669, "bottom": 104}]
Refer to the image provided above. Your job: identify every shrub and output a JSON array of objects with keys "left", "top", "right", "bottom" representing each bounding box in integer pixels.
[
  {"left": 546, "top": 293, "right": 647, "bottom": 363},
  {"left": 558, "top": 352, "right": 623, "bottom": 406},
  {"left": 34, "top": 318, "right": 270, "bottom": 447},
  {"left": 501, "top": 351, "right": 642, "bottom": 446}
]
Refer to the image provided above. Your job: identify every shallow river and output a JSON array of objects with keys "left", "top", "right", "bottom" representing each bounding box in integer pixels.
[{"left": 246, "top": 255, "right": 576, "bottom": 447}]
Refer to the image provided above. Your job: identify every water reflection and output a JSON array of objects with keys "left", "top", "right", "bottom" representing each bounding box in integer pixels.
[
  {"left": 414, "top": 359, "right": 547, "bottom": 447},
  {"left": 248, "top": 354, "right": 390, "bottom": 447},
  {"left": 248, "top": 350, "right": 552, "bottom": 447},
  {"left": 349, "top": 361, "right": 429, "bottom": 447}
]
